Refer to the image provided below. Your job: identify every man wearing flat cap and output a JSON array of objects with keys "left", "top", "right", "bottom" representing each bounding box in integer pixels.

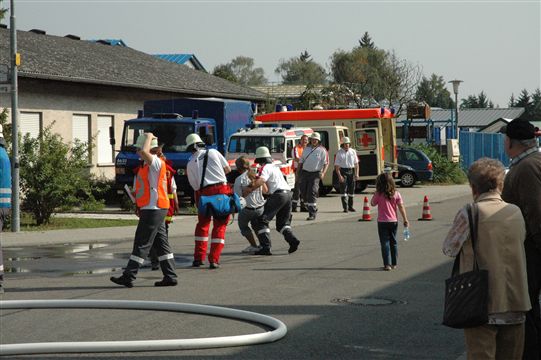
[{"left": 501, "top": 118, "right": 541, "bottom": 359}]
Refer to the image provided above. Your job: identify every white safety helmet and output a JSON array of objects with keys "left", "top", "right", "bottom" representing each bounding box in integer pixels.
[
  {"left": 133, "top": 135, "right": 159, "bottom": 149},
  {"left": 341, "top": 136, "right": 351, "bottom": 145},
  {"left": 255, "top": 146, "right": 271, "bottom": 159},
  {"left": 185, "top": 133, "right": 204, "bottom": 148},
  {"left": 310, "top": 132, "right": 321, "bottom": 142}
]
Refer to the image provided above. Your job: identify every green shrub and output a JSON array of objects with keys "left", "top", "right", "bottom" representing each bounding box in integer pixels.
[
  {"left": 19, "top": 124, "right": 98, "bottom": 225},
  {"left": 411, "top": 144, "right": 467, "bottom": 184}
]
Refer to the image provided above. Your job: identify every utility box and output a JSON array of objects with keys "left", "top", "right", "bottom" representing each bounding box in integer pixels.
[{"left": 447, "top": 139, "right": 460, "bottom": 163}]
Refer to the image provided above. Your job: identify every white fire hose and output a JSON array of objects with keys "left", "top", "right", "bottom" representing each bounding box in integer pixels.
[{"left": 0, "top": 299, "right": 287, "bottom": 356}]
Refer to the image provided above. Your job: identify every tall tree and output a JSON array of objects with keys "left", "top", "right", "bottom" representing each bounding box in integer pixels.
[
  {"left": 0, "top": 0, "right": 6, "bottom": 22},
  {"left": 329, "top": 46, "right": 421, "bottom": 115},
  {"left": 275, "top": 50, "right": 327, "bottom": 85},
  {"left": 212, "top": 64, "right": 237, "bottom": 83},
  {"left": 515, "top": 89, "right": 532, "bottom": 110},
  {"left": 415, "top": 74, "right": 454, "bottom": 108},
  {"left": 509, "top": 93, "right": 517, "bottom": 107},
  {"left": 212, "top": 56, "right": 267, "bottom": 86},
  {"left": 460, "top": 91, "right": 493, "bottom": 109},
  {"left": 358, "top": 31, "right": 375, "bottom": 49},
  {"left": 530, "top": 88, "right": 541, "bottom": 120}
]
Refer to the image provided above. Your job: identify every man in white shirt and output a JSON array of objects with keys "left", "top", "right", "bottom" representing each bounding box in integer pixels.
[
  {"left": 299, "top": 132, "right": 329, "bottom": 220},
  {"left": 186, "top": 133, "right": 231, "bottom": 269},
  {"left": 334, "top": 137, "right": 359, "bottom": 212},
  {"left": 245, "top": 146, "right": 300, "bottom": 255},
  {"left": 233, "top": 156, "right": 266, "bottom": 253}
]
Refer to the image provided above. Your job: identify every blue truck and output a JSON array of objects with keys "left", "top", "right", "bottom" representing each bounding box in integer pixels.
[{"left": 113, "top": 98, "right": 254, "bottom": 198}]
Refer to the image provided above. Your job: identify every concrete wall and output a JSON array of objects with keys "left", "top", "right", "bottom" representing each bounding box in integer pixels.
[{"left": 0, "top": 78, "right": 193, "bottom": 179}]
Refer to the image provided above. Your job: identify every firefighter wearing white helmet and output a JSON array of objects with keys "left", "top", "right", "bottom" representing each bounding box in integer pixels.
[
  {"left": 245, "top": 146, "right": 300, "bottom": 255},
  {"left": 299, "top": 132, "right": 329, "bottom": 220},
  {"left": 111, "top": 132, "right": 177, "bottom": 288},
  {"left": 334, "top": 136, "right": 359, "bottom": 212},
  {"left": 186, "top": 133, "right": 232, "bottom": 269}
]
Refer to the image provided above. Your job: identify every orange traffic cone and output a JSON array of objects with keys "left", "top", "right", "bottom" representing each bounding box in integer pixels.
[
  {"left": 358, "top": 196, "right": 372, "bottom": 221},
  {"left": 418, "top": 195, "right": 433, "bottom": 221}
]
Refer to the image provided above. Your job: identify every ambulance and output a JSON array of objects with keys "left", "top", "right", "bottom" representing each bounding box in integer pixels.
[
  {"left": 256, "top": 108, "right": 398, "bottom": 192},
  {"left": 226, "top": 126, "right": 314, "bottom": 188}
]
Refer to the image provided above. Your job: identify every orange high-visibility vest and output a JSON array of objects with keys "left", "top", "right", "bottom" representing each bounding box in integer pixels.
[
  {"left": 135, "top": 158, "right": 169, "bottom": 209},
  {"left": 165, "top": 161, "right": 176, "bottom": 224},
  {"left": 292, "top": 144, "right": 305, "bottom": 170}
]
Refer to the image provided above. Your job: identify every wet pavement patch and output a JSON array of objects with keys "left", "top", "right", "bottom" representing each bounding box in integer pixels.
[
  {"left": 331, "top": 297, "right": 407, "bottom": 306},
  {"left": 4, "top": 243, "right": 191, "bottom": 276}
]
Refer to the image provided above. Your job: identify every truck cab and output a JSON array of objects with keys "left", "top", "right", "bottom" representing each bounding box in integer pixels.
[
  {"left": 226, "top": 127, "right": 314, "bottom": 188},
  {"left": 114, "top": 113, "right": 216, "bottom": 198}
]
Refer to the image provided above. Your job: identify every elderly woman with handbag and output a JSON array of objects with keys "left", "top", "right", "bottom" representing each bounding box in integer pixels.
[{"left": 443, "top": 158, "right": 530, "bottom": 359}]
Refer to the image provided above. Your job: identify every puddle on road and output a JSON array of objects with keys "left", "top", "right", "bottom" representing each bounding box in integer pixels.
[{"left": 4, "top": 243, "right": 191, "bottom": 276}]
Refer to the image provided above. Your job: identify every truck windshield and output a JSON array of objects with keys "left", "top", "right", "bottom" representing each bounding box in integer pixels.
[
  {"left": 228, "top": 136, "right": 285, "bottom": 154},
  {"left": 122, "top": 122, "right": 194, "bottom": 153}
]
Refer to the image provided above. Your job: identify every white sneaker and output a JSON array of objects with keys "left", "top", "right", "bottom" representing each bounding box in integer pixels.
[{"left": 242, "top": 245, "right": 260, "bottom": 253}]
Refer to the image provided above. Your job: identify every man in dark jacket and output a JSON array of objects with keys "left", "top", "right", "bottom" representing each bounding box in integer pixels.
[{"left": 501, "top": 118, "right": 541, "bottom": 360}]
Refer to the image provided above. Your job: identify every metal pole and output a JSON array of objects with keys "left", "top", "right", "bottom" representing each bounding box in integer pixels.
[
  {"left": 10, "top": 0, "right": 20, "bottom": 232},
  {"left": 455, "top": 93, "right": 459, "bottom": 140}
]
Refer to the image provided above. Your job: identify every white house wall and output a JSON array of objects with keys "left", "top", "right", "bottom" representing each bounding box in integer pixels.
[{"left": 0, "top": 78, "right": 184, "bottom": 180}]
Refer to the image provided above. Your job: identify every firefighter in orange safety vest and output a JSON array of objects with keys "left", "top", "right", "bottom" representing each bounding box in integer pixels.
[{"left": 110, "top": 133, "right": 177, "bottom": 288}]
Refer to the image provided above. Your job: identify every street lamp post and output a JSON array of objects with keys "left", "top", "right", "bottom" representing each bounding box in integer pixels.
[
  {"left": 449, "top": 79, "right": 462, "bottom": 140},
  {"left": 10, "top": 0, "right": 20, "bottom": 232}
]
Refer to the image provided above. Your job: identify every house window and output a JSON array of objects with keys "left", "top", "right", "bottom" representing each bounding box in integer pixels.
[
  {"left": 97, "top": 115, "right": 114, "bottom": 164},
  {"left": 19, "top": 112, "right": 41, "bottom": 139},
  {"left": 72, "top": 114, "right": 91, "bottom": 161}
]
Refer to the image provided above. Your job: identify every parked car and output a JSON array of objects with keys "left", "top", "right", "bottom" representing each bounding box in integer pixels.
[{"left": 396, "top": 147, "right": 433, "bottom": 187}]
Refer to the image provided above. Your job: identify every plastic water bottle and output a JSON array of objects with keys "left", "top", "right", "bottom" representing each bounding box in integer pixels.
[{"left": 403, "top": 227, "right": 411, "bottom": 242}]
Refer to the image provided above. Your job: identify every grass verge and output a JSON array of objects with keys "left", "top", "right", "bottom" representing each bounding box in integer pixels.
[{"left": 17, "top": 214, "right": 138, "bottom": 231}]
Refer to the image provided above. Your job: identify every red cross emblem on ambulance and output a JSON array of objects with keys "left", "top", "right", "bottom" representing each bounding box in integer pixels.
[{"left": 359, "top": 132, "right": 374, "bottom": 148}]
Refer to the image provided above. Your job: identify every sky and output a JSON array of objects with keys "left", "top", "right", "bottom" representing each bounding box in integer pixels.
[{"left": 6, "top": 0, "right": 541, "bottom": 107}]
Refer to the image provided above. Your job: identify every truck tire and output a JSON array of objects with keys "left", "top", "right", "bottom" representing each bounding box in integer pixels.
[
  {"left": 355, "top": 181, "right": 368, "bottom": 193},
  {"left": 319, "top": 181, "right": 333, "bottom": 196}
]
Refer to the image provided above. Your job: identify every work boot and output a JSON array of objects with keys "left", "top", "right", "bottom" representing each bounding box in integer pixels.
[
  {"left": 209, "top": 262, "right": 221, "bottom": 269},
  {"left": 154, "top": 277, "right": 178, "bottom": 287},
  {"left": 254, "top": 248, "right": 272, "bottom": 256},
  {"left": 110, "top": 275, "right": 133, "bottom": 288},
  {"left": 306, "top": 214, "right": 316, "bottom": 221},
  {"left": 192, "top": 260, "right": 204, "bottom": 267},
  {"left": 292, "top": 207, "right": 298, "bottom": 213},
  {"left": 348, "top": 207, "right": 356, "bottom": 212},
  {"left": 288, "top": 239, "right": 300, "bottom": 254}
]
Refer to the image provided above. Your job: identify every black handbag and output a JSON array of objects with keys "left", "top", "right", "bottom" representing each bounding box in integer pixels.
[{"left": 442, "top": 203, "right": 489, "bottom": 329}]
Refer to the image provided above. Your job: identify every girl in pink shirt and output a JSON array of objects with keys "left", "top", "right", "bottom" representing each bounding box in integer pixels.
[{"left": 370, "top": 173, "right": 409, "bottom": 271}]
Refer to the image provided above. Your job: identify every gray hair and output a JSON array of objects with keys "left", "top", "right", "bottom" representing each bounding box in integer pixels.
[{"left": 467, "top": 158, "right": 505, "bottom": 194}]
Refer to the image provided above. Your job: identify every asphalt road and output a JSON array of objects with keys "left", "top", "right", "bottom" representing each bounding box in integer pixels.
[{"left": 0, "top": 189, "right": 470, "bottom": 359}]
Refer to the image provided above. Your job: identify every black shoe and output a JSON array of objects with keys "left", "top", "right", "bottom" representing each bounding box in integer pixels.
[
  {"left": 151, "top": 263, "right": 160, "bottom": 271},
  {"left": 348, "top": 207, "right": 356, "bottom": 212},
  {"left": 288, "top": 239, "right": 300, "bottom": 254},
  {"left": 154, "top": 277, "right": 178, "bottom": 287},
  {"left": 343, "top": 209, "right": 348, "bottom": 213},
  {"left": 192, "top": 260, "right": 204, "bottom": 267},
  {"left": 292, "top": 208, "right": 298, "bottom": 213},
  {"left": 254, "top": 248, "right": 272, "bottom": 256},
  {"left": 110, "top": 275, "right": 133, "bottom": 288},
  {"left": 306, "top": 215, "right": 316, "bottom": 221},
  {"left": 209, "top": 262, "right": 220, "bottom": 269}
]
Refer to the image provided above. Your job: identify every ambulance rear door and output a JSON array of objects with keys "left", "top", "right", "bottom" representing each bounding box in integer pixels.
[{"left": 354, "top": 128, "right": 382, "bottom": 180}]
